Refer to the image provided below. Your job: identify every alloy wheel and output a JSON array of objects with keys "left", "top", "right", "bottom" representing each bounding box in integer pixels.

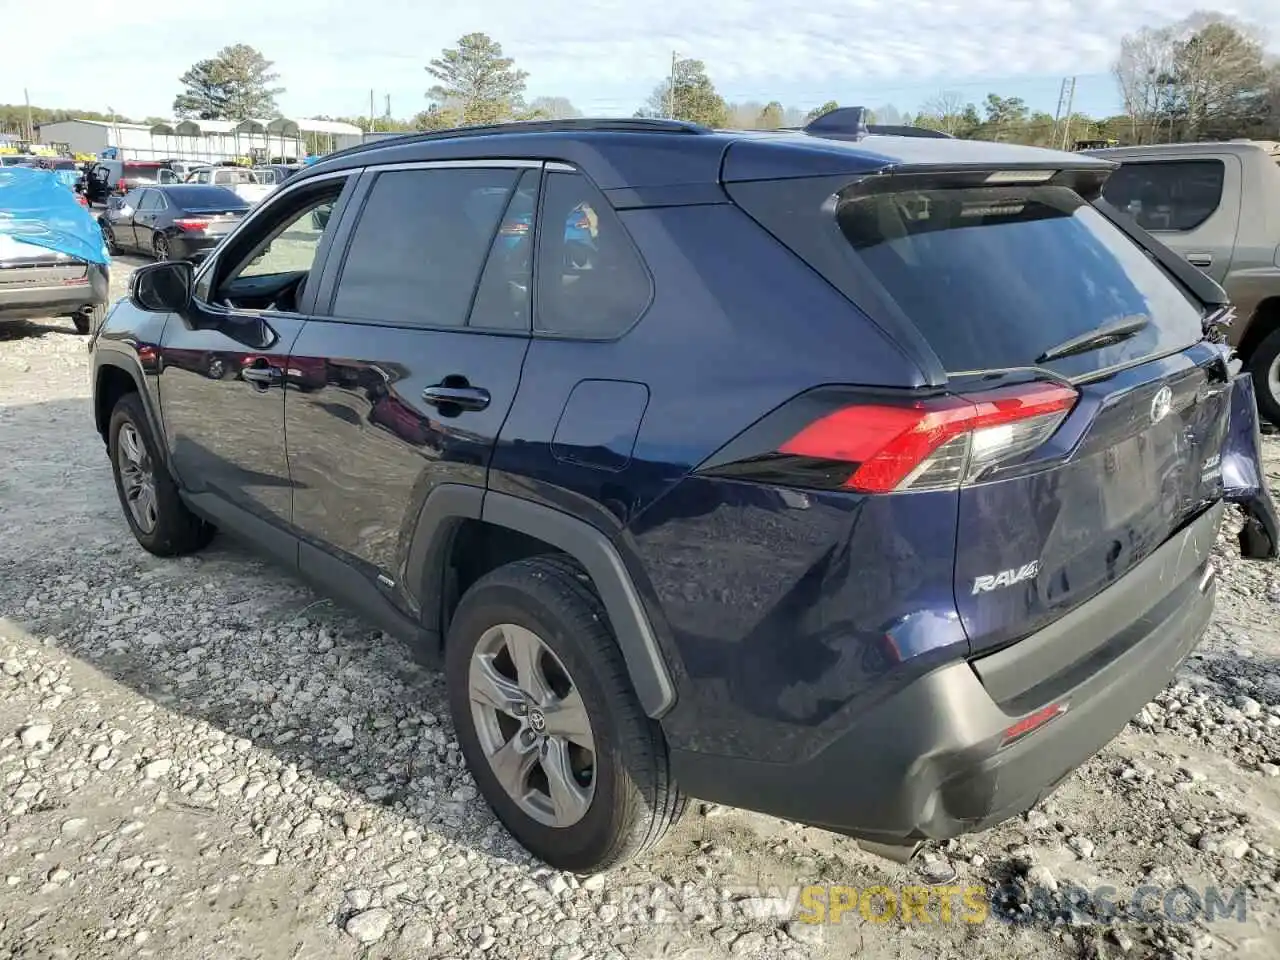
[
  {"left": 153, "top": 235, "right": 169, "bottom": 262},
  {"left": 468, "top": 623, "right": 597, "bottom": 827},
  {"left": 116, "top": 422, "right": 158, "bottom": 534}
]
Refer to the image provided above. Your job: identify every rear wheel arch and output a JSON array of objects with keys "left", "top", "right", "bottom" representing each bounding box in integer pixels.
[{"left": 407, "top": 486, "right": 677, "bottom": 718}]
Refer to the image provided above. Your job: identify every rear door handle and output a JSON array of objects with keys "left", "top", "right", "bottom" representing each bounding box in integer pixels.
[
  {"left": 422, "top": 383, "right": 490, "bottom": 412},
  {"left": 1187, "top": 253, "right": 1213, "bottom": 268}
]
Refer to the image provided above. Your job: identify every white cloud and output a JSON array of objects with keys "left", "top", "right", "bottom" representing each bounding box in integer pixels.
[{"left": 3, "top": 0, "right": 1277, "bottom": 117}]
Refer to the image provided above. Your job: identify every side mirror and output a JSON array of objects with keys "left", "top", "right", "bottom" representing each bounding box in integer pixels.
[{"left": 130, "top": 260, "right": 193, "bottom": 313}]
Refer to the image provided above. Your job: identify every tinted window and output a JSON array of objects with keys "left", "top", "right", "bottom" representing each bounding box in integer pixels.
[
  {"left": 835, "top": 184, "right": 1204, "bottom": 375},
  {"left": 469, "top": 169, "right": 538, "bottom": 331},
  {"left": 161, "top": 186, "right": 247, "bottom": 210},
  {"left": 332, "top": 167, "right": 520, "bottom": 327},
  {"left": 1101, "top": 160, "right": 1225, "bottom": 232},
  {"left": 137, "top": 191, "right": 160, "bottom": 212},
  {"left": 534, "top": 171, "right": 651, "bottom": 338}
]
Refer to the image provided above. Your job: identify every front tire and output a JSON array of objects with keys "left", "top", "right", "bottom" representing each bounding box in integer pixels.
[
  {"left": 108, "top": 392, "right": 214, "bottom": 556},
  {"left": 445, "top": 556, "right": 685, "bottom": 873},
  {"left": 101, "top": 223, "right": 118, "bottom": 255},
  {"left": 1248, "top": 329, "right": 1280, "bottom": 427}
]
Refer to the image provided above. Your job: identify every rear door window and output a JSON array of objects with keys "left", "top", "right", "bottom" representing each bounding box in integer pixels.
[
  {"left": 1100, "top": 160, "right": 1225, "bottom": 232},
  {"left": 833, "top": 183, "right": 1205, "bottom": 376},
  {"left": 330, "top": 166, "right": 521, "bottom": 328}
]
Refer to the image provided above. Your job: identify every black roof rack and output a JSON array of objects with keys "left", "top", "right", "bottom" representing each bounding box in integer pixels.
[{"left": 318, "top": 117, "right": 708, "bottom": 163}]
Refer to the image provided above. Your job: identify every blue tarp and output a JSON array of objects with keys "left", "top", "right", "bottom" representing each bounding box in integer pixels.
[{"left": 0, "top": 165, "right": 109, "bottom": 265}]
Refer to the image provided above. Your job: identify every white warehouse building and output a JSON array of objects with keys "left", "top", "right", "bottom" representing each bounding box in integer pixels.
[{"left": 35, "top": 117, "right": 362, "bottom": 162}]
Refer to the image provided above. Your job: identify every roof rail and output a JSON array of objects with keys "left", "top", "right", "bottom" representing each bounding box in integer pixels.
[
  {"left": 318, "top": 117, "right": 709, "bottom": 163},
  {"left": 866, "top": 124, "right": 954, "bottom": 139},
  {"left": 787, "top": 107, "right": 956, "bottom": 141}
]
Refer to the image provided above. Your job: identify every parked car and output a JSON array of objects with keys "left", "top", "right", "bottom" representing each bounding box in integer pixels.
[
  {"left": 1086, "top": 140, "right": 1280, "bottom": 423},
  {"left": 253, "top": 163, "right": 302, "bottom": 186},
  {"left": 84, "top": 160, "right": 182, "bottom": 206},
  {"left": 184, "top": 166, "right": 274, "bottom": 206},
  {"left": 161, "top": 159, "right": 203, "bottom": 181},
  {"left": 99, "top": 185, "right": 249, "bottom": 261},
  {"left": 1, "top": 166, "right": 109, "bottom": 334},
  {"left": 90, "top": 114, "right": 1277, "bottom": 874}
]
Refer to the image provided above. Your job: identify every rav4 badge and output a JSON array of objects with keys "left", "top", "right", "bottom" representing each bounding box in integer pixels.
[{"left": 972, "top": 561, "right": 1041, "bottom": 595}]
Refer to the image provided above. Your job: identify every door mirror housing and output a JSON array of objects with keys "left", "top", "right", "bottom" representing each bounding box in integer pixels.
[{"left": 131, "top": 260, "right": 193, "bottom": 313}]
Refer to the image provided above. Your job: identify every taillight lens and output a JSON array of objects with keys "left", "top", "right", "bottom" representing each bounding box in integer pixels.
[
  {"left": 173, "top": 218, "right": 210, "bottom": 231},
  {"left": 720, "top": 382, "right": 1078, "bottom": 494},
  {"left": 116, "top": 179, "right": 127, "bottom": 193}
]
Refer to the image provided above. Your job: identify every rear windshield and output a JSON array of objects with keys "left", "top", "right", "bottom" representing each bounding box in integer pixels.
[
  {"left": 124, "top": 163, "right": 164, "bottom": 179},
  {"left": 161, "top": 186, "right": 248, "bottom": 210},
  {"left": 835, "top": 184, "right": 1205, "bottom": 375}
]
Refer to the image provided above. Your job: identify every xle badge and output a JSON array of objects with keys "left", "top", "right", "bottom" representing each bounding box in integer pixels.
[{"left": 972, "top": 561, "right": 1040, "bottom": 595}]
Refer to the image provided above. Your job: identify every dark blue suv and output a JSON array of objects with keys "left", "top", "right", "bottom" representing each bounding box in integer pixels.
[{"left": 89, "top": 112, "right": 1278, "bottom": 874}]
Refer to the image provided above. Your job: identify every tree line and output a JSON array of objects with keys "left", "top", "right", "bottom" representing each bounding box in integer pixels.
[{"left": 4, "top": 11, "right": 1275, "bottom": 146}]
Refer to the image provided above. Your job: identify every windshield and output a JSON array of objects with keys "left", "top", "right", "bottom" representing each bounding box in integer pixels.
[{"left": 835, "top": 183, "right": 1205, "bottom": 377}]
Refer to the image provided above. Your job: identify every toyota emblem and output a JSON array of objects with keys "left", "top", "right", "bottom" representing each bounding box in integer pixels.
[{"left": 1150, "top": 385, "right": 1173, "bottom": 424}]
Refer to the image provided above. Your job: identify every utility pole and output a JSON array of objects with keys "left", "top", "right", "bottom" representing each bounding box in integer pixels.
[
  {"left": 385, "top": 94, "right": 391, "bottom": 119},
  {"left": 1060, "top": 76, "right": 1076, "bottom": 150},
  {"left": 668, "top": 51, "right": 678, "bottom": 119},
  {"left": 1052, "top": 78, "right": 1069, "bottom": 150},
  {"left": 23, "top": 87, "right": 33, "bottom": 143},
  {"left": 369, "top": 89, "right": 376, "bottom": 133}
]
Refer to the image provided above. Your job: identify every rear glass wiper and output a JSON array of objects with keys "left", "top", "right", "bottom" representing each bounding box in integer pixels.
[{"left": 1035, "top": 313, "right": 1150, "bottom": 364}]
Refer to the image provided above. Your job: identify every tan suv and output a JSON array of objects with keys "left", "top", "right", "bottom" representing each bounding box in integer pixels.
[{"left": 1087, "top": 140, "right": 1280, "bottom": 422}]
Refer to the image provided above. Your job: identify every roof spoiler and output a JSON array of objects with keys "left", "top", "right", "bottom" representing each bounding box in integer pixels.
[{"left": 794, "top": 107, "right": 955, "bottom": 141}]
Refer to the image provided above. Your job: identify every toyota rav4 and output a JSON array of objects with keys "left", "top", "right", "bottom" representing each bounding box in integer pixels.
[{"left": 89, "top": 111, "right": 1278, "bottom": 874}]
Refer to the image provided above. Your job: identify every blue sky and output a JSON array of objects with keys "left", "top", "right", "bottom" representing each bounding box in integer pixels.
[{"left": 4, "top": 0, "right": 1276, "bottom": 122}]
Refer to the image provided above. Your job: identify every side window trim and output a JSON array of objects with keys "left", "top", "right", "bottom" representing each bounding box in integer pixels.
[
  {"left": 190, "top": 169, "right": 360, "bottom": 319},
  {"left": 311, "top": 160, "right": 540, "bottom": 329}
]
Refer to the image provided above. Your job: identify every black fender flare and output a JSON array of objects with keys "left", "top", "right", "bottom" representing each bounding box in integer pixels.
[{"left": 406, "top": 485, "right": 677, "bottom": 719}]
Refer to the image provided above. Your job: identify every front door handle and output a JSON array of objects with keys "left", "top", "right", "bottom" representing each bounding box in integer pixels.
[
  {"left": 241, "top": 362, "right": 282, "bottom": 385},
  {"left": 422, "top": 383, "right": 490, "bottom": 412},
  {"left": 1187, "top": 253, "right": 1213, "bottom": 269}
]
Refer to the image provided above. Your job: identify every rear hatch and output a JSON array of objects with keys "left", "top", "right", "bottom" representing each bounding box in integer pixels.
[
  {"left": 0, "top": 234, "right": 87, "bottom": 285},
  {"left": 724, "top": 144, "right": 1249, "bottom": 657}
]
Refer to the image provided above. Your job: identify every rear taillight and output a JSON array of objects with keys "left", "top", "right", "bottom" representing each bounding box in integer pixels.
[
  {"left": 707, "top": 382, "right": 1078, "bottom": 494},
  {"left": 116, "top": 179, "right": 127, "bottom": 193},
  {"left": 173, "top": 218, "right": 210, "bottom": 232}
]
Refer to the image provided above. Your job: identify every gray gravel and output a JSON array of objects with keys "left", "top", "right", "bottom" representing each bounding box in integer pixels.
[{"left": 1, "top": 260, "right": 1279, "bottom": 959}]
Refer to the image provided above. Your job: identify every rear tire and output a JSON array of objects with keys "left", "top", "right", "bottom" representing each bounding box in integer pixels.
[
  {"left": 72, "top": 303, "right": 103, "bottom": 335},
  {"left": 153, "top": 234, "right": 170, "bottom": 262},
  {"left": 108, "top": 392, "right": 214, "bottom": 556},
  {"left": 1248, "top": 329, "right": 1280, "bottom": 427},
  {"left": 445, "top": 555, "right": 685, "bottom": 873}
]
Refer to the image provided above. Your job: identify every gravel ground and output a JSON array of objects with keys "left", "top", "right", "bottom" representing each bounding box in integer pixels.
[{"left": 1, "top": 258, "right": 1279, "bottom": 959}]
